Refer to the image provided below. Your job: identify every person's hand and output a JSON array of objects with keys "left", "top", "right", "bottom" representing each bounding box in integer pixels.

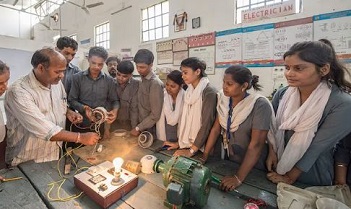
[
  {"left": 266, "top": 150, "right": 278, "bottom": 172},
  {"left": 79, "top": 132, "right": 100, "bottom": 146},
  {"left": 83, "top": 105, "right": 93, "bottom": 122},
  {"left": 0, "top": 176, "right": 3, "bottom": 181},
  {"left": 199, "top": 152, "right": 209, "bottom": 164},
  {"left": 220, "top": 175, "right": 242, "bottom": 192},
  {"left": 267, "top": 171, "right": 293, "bottom": 184},
  {"left": 105, "top": 110, "right": 117, "bottom": 124},
  {"left": 130, "top": 128, "right": 141, "bottom": 137},
  {"left": 163, "top": 141, "right": 179, "bottom": 150},
  {"left": 173, "top": 149, "right": 192, "bottom": 158},
  {"left": 66, "top": 110, "right": 83, "bottom": 124}
]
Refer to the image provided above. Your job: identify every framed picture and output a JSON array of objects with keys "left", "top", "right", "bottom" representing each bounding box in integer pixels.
[{"left": 174, "top": 12, "right": 187, "bottom": 32}]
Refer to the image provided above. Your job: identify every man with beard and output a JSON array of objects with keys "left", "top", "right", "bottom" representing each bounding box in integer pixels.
[{"left": 106, "top": 56, "right": 120, "bottom": 79}]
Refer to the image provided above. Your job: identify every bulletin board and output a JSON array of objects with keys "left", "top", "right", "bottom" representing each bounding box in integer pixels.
[
  {"left": 215, "top": 28, "right": 242, "bottom": 68},
  {"left": 242, "top": 23, "right": 274, "bottom": 67},
  {"left": 156, "top": 40, "right": 173, "bottom": 65},
  {"left": 172, "top": 37, "right": 189, "bottom": 65},
  {"left": 189, "top": 45, "right": 215, "bottom": 75},
  {"left": 274, "top": 17, "right": 313, "bottom": 65},
  {"left": 313, "top": 10, "right": 351, "bottom": 63}
]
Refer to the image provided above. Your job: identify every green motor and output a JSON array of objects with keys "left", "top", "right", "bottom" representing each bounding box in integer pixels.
[{"left": 153, "top": 156, "right": 212, "bottom": 209}]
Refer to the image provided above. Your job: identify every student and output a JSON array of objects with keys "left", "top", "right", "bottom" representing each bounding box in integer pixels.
[
  {"left": 69, "top": 46, "right": 119, "bottom": 139},
  {"left": 321, "top": 39, "right": 351, "bottom": 187},
  {"left": 106, "top": 56, "right": 121, "bottom": 79},
  {"left": 0, "top": 60, "right": 10, "bottom": 169},
  {"left": 156, "top": 70, "right": 185, "bottom": 149},
  {"left": 56, "top": 36, "right": 80, "bottom": 95},
  {"left": 130, "top": 49, "right": 164, "bottom": 138},
  {"left": 266, "top": 41, "right": 351, "bottom": 186},
  {"left": 173, "top": 57, "right": 217, "bottom": 157},
  {"left": 104, "top": 60, "right": 140, "bottom": 138},
  {"left": 5, "top": 48, "right": 99, "bottom": 166},
  {"left": 200, "top": 65, "right": 272, "bottom": 191},
  {"left": 334, "top": 132, "right": 351, "bottom": 186}
]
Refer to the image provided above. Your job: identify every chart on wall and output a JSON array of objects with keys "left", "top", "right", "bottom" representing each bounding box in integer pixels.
[
  {"left": 189, "top": 46, "right": 215, "bottom": 75},
  {"left": 173, "top": 37, "right": 189, "bottom": 65},
  {"left": 274, "top": 17, "right": 313, "bottom": 65},
  {"left": 156, "top": 40, "right": 173, "bottom": 64},
  {"left": 313, "top": 10, "right": 351, "bottom": 63},
  {"left": 215, "top": 28, "right": 242, "bottom": 68},
  {"left": 242, "top": 23, "right": 274, "bottom": 67}
]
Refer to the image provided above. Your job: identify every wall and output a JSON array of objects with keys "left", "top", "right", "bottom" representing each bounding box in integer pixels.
[
  {"left": 32, "top": 0, "right": 351, "bottom": 96},
  {"left": 0, "top": 35, "right": 52, "bottom": 84},
  {"left": 0, "top": 7, "right": 34, "bottom": 39}
]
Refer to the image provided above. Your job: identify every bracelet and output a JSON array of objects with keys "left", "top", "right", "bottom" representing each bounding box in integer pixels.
[
  {"left": 75, "top": 132, "right": 81, "bottom": 143},
  {"left": 336, "top": 164, "right": 347, "bottom": 167},
  {"left": 234, "top": 174, "right": 242, "bottom": 185}
]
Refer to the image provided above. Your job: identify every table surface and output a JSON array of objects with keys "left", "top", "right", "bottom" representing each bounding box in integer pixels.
[{"left": 3, "top": 134, "right": 282, "bottom": 209}]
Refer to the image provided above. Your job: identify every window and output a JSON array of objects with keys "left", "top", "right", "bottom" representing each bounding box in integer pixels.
[
  {"left": 236, "top": 0, "right": 300, "bottom": 23},
  {"left": 69, "top": 34, "right": 77, "bottom": 41},
  {"left": 95, "top": 22, "right": 110, "bottom": 49},
  {"left": 142, "top": 1, "right": 169, "bottom": 42}
]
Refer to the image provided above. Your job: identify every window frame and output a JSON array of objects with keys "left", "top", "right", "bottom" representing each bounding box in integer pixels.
[
  {"left": 141, "top": 1, "right": 169, "bottom": 42},
  {"left": 94, "top": 21, "right": 110, "bottom": 49}
]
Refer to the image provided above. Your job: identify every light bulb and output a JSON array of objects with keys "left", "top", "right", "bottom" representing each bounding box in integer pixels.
[
  {"left": 113, "top": 157, "right": 124, "bottom": 173},
  {"left": 112, "top": 157, "right": 124, "bottom": 185}
]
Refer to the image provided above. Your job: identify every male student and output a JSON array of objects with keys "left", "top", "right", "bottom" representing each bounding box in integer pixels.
[
  {"left": 68, "top": 46, "right": 119, "bottom": 138},
  {"left": 104, "top": 60, "right": 140, "bottom": 138},
  {"left": 56, "top": 36, "right": 80, "bottom": 95},
  {"left": 5, "top": 48, "right": 99, "bottom": 166},
  {"left": 130, "top": 49, "right": 164, "bottom": 137}
]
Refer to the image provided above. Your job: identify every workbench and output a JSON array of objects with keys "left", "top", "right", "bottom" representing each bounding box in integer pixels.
[{"left": 1, "top": 134, "right": 284, "bottom": 209}]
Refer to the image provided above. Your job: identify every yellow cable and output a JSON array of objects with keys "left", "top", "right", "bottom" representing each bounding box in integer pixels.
[{"left": 47, "top": 108, "right": 106, "bottom": 202}]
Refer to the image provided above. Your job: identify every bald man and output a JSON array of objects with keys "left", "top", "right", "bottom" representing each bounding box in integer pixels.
[{"left": 4, "top": 48, "right": 99, "bottom": 166}]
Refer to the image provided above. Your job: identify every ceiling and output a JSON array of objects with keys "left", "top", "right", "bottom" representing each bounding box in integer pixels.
[{"left": 0, "top": 0, "right": 43, "bottom": 10}]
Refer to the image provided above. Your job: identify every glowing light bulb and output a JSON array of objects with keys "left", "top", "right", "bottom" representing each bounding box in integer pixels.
[
  {"left": 111, "top": 157, "right": 124, "bottom": 185},
  {"left": 113, "top": 157, "right": 124, "bottom": 173}
]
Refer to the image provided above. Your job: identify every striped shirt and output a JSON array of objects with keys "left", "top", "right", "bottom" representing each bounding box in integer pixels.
[{"left": 5, "top": 71, "right": 67, "bottom": 166}]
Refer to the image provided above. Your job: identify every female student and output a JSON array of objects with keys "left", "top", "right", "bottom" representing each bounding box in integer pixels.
[
  {"left": 173, "top": 57, "right": 217, "bottom": 157},
  {"left": 201, "top": 65, "right": 273, "bottom": 191},
  {"left": 267, "top": 41, "right": 351, "bottom": 186},
  {"left": 156, "top": 70, "right": 185, "bottom": 149}
]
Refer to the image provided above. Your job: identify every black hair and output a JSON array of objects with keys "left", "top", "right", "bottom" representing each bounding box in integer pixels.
[
  {"left": 31, "top": 48, "right": 63, "bottom": 69},
  {"left": 284, "top": 41, "right": 351, "bottom": 91},
  {"left": 167, "top": 70, "right": 184, "bottom": 86},
  {"left": 225, "top": 65, "right": 262, "bottom": 91},
  {"left": 117, "top": 60, "right": 134, "bottom": 74},
  {"left": 134, "top": 49, "right": 154, "bottom": 65},
  {"left": 106, "top": 56, "right": 121, "bottom": 65},
  {"left": 0, "top": 60, "right": 9, "bottom": 75},
  {"left": 56, "top": 36, "right": 78, "bottom": 50},
  {"left": 180, "top": 57, "right": 207, "bottom": 78},
  {"left": 88, "top": 46, "right": 108, "bottom": 60}
]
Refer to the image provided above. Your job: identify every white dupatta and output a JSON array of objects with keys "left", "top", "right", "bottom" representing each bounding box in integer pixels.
[
  {"left": 178, "top": 77, "right": 209, "bottom": 149},
  {"left": 156, "top": 89, "right": 184, "bottom": 141},
  {"left": 268, "top": 81, "right": 331, "bottom": 175}
]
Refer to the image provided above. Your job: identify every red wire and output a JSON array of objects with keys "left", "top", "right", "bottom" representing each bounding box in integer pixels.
[{"left": 246, "top": 198, "right": 268, "bottom": 208}]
